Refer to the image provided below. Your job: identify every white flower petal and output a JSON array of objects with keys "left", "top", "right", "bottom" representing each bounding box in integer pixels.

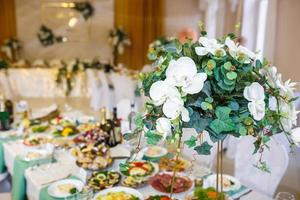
[
  {"left": 243, "top": 82, "right": 265, "bottom": 101},
  {"left": 195, "top": 47, "right": 208, "bottom": 56},
  {"left": 268, "top": 96, "right": 277, "bottom": 111},
  {"left": 181, "top": 107, "right": 190, "bottom": 122},
  {"left": 149, "top": 81, "right": 167, "bottom": 103},
  {"left": 225, "top": 37, "right": 237, "bottom": 52},
  {"left": 248, "top": 100, "right": 265, "bottom": 121},
  {"left": 182, "top": 73, "right": 207, "bottom": 94},
  {"left": 156, "top": 117, "right": 172, "bottom": 136},
  {"left": 163, "top": 99, "right": 181, "bottom": 119},
  {"left": 291, "top": 127, "right": 300, "bottom": 146},
  {"left": 198, "top": 37, "right": 212, "bottom": 47},
  {"left": 166, "top": 57, "right": 197, "bottom": 87}
]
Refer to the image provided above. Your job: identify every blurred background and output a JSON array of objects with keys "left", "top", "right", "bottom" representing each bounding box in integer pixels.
[{"left": 0, "top": 0, "right": 299, "bottom": 198}]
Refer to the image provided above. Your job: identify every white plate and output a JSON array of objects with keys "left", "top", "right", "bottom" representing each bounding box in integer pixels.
[
  {"left": 121, "top": 160, "right": 159, "bottom": 179},
  {"left": 203, "top": 174, "right": 241, "bottom": 192},
  {"left": 141, "top": 146, "right": 168, "bottom": 158},
  {"left": 21, "top": 149, "right": 50, "bottom": 161},
  {"left": 93, "top": 186, "right": 144, "bottom": 200},
  {"left": 48, "top": 179, "right": 84, "bottom": 198}
]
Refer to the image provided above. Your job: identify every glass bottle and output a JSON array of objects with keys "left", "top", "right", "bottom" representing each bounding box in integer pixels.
[
  {"left": 128, "top": 102, "right": 136, "bottom": 131},
  {"left": 112, "top": 107, "right": 122, "bottom": 144},
  {"left": 4, "top": 96, "right": 13, "bottom": 124},
  {"left": 0, "top": 95, "right": 10, "bottom": 130}
]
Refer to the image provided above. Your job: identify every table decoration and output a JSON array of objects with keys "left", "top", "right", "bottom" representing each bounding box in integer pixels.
[{"left": 136, "top": 28, "right": 299, "bottom": 198}]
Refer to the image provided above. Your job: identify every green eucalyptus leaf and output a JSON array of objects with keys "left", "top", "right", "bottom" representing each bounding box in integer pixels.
[
  {"left": 226, "top": 71, "right": 237, "bottom": 80},
  {"left": 228, "top": 101, "right": 239, "bottom": 111},
  {"left": 194, "top": 142, "right": 212, "bottom": 155},
  {"left": 205, "top": 97, "right": 214, "bottom": 103},
  {"left": 223, "top": 61, "right": 232, "bottom": 70},
  {"left": 239, "top": 126, "right": 247, "bottom": 136}
]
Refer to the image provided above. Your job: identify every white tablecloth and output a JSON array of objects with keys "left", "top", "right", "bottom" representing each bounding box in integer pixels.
[
  {"left": 24, "top": 153, "right": 273, "bottom": 200},
  {"left": 0, "top": 69, "right": 137, "bottom": 110}
]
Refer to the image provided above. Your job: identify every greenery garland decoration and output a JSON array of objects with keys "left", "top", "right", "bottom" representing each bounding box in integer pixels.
[
  {"left": 0, "top": 59, "right": 8, "bottom": 70},
  {"left": 72, "top": 1, "right": 94, "bottom": 20},
  {"left": 55, "top": 59, "right": 117, "bottom": 96},
  {"left": 135, "top": 31, "right": 299, "bottom": 172},
  {"left": 1, "top": 38, "right": 22, "bottom": 61},
  {"left": 108, "top": 27, "right": 131, "bottom": 65},
  {"left": 37, "top": 25, "right": 63, "bottom": 47}
]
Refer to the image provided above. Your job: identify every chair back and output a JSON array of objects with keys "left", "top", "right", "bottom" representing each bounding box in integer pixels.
[{"left": 234, "top": 136, "right": 289, "bottom": 197}]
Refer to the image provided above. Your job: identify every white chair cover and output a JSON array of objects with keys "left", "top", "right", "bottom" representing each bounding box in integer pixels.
[
  {"left": 116, "top": 99, "right": 131, "bottom": 120},
  {"left": 87, "top": 69, "right": 111, "bottom": 111},
  {"left": 109, "top": 72, "right": 136, "bottom": 104},
  {"left": 181, "top": 128, "right": 218, "bottom": 168},
  {"left": 234, "top": 136, "right": 289, "bottom": 197}
]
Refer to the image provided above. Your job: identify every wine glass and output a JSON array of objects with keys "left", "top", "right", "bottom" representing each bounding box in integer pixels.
[{"left": 275, "top": 192, "right": 295, "bottom": 200}]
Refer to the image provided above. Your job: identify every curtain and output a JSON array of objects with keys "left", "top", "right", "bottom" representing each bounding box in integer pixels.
[
  {"left": 0, "top": 0, "right": 17, "bottom": 58},
  {"left": 114, "top": 0, "right": 164, "bottom": 70}
]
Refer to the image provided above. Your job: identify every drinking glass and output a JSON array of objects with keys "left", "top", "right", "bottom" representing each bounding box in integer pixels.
[{"left": 275, "top": 192, "right": 295, "bottom": 200}]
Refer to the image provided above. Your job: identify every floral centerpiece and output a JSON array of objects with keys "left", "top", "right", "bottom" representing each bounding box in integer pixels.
[{"left": 136, "top": 31, "right": 300, "bottom": 172}]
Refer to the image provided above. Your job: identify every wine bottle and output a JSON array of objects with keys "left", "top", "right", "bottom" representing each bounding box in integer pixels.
[
  {"left": 4, "top": 97, "right": 13, "bottom": 124},
  {"left": 99, "top": 107, "right": 117, "bottom": 147},
  {"left": 0, "top": 95, "right": 10, "bottom": 130},
  {"left": 112, "top": 107, "right": 122, "bottom": 144},
  {"left": 128, "top": 102, "right": 136, "bottom": 131}
]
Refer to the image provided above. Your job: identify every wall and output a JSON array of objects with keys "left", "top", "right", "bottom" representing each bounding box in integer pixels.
[
  {"left": 274, "top": 0, "right": 300, "bottom": 82},
  {"left": 15, "top": 0, "right": 114, "bottom": 61},
  {"left": 164, "top": 0, "right": 203, "bottom": 37}
]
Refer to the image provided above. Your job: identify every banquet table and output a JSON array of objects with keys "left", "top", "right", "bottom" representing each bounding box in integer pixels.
[
  {"left": 23, "top": 150, "right": 274, "bottom": 200},
  {"left": 0, "top": 68, "right": 137, "bottom": 110}
]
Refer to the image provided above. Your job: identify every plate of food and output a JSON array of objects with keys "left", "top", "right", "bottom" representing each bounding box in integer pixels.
[
  {"left": 185, "top": 186, "right": 228, "bottom": 200},
  {"left": 48, "top": 179, "right": 84, "bottom": 198},
  {"left": 21, "top": 149, "right": 50, "bottom": 161},
  {"left": 149, "top": 172, "right": 193, "bottom": 194},
  {"left": 23, "top": 135, "right": 51, "bottom": 146},
  {"left": 30, "top": 124, "right": 49, "bottom": 133},
  {"left": 146, "top": 195, "right": 174, "bottom": 200},
  {"left": 203, "top": 174, "right": 241, "bottom": 192},
  {"left": 93, "top": 186, "right": 143, "bottom": 200},
  {"left": 74, "top": 127, "right": 108, "bottom": 144},
  {"left": 119, "top": 160, "right": 159, "bottom": 178},
  {"left": 140, "top": 146, "right": 168, "bottom": 162},
  {"left": 159, "top": 157, "right": 191, "bottom": 172},
  {"left": 87, "top": 171, "right": 121, "bottom": 191},
  {"left": 122, "top": 175, "right": 147, "bottom": 188},
  {"left": 71, "top": 142, "right": 113, "bottom": 170}
]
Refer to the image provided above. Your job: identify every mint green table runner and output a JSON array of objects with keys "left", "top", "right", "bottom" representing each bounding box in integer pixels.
[
  {"left": 12, "top": 155, "right": 52, "bottom": 200},
  {"left": 39, "top": 176, "right": 81, "bottom": 200},
  {"left": 0, "top": 136, "right": 20, "bottom": 173}
]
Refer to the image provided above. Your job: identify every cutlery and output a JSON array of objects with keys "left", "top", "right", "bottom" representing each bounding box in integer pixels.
[{"left": 41, "top": 173, "right": 71, "bottom": 186}]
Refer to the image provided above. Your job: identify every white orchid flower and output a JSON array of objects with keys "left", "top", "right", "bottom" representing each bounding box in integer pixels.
[
  {"left": 165, "top": 57, "right": 207, "bottom": 95},
  {"left": 163, "top": 97, "right": 190, "bottom": 122},
  {"left": 244, "top": 82, "right": 265, "bottom": 120},
  {"left": 149, "top": 80, "right": 181, "bottom": 106},
  {"left": 156, "top": 117, "right": 172, "bottom": 138},
  {"left": 279, "top": 101, "right": 298, "bottom": 132},
  {"left": 225, "top": 37, "right": 255, "bottom": 63},
  {"left": 268, "top": 96, "right": 277, "bottom": 111},
  {"left": 290, "top": 127, "right": 300, "bottom": 146},
  {"left": 195, "top": 37, "right": 226, "bottom": 57}
]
